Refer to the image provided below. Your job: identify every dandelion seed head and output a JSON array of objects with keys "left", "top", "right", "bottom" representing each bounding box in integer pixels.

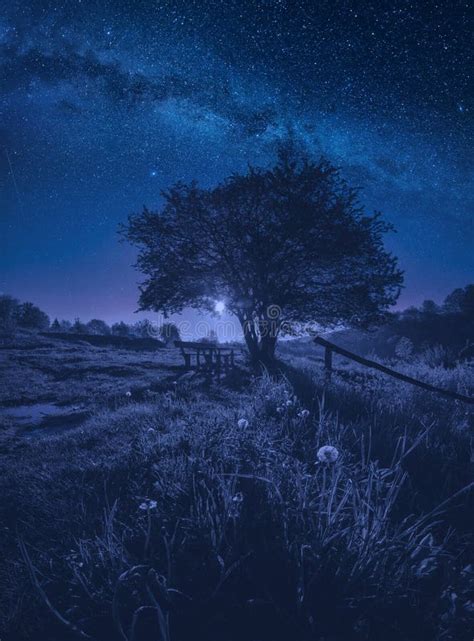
[
  {"left": 317, "top": 445, "right": 339, "bottom": 464},
  {"left": 139, "top": 499, "right": 157, "bottom": 510}
]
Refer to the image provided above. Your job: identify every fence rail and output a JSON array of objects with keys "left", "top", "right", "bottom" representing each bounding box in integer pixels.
[{"left": 314, "top": 336, "right": 474, "bottom": 405}]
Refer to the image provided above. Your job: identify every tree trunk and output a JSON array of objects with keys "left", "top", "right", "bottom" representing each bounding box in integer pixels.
[{"left": 241, "top": 319, "right": 278, "bottom": 366}]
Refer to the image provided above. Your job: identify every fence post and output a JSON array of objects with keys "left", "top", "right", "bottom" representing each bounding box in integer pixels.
[{"left": 324, "top": 346, "right": 333, "bottom": 383}]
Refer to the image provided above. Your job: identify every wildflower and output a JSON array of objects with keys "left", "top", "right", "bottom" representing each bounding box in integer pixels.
[
  {"left": 276, "top": 406, "right": 284, "bottom": 414},
  {"left": 125, "top": 391, "right": 132, "bottom": 397},
  {"left": 147, "top": 428, "right": 155, "bottom": 434},
  {"left": 285, "top": 399, "right": 293, "bottom": 407},
  {"left": 139, "top": 499, "right": 157, "bottom": 511},
  {"left": 298, "top": 409, "right": 310, "bottom": 419},
  {"left": 232, "top": 492, "right": 244, "bottom": 503},
  {"left": 237, "top": 418, "right": 249, "bottom": 429},
  {"left": 317, "top": 445, "right": 339, "bottom": 464}
]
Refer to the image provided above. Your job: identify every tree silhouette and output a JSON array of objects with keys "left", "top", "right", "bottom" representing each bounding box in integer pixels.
[
  {"left": 443, "top": 285, "right": 474, "bottom": 317},
  {"left": 0, "top": 295, "right": 20, "bottom": 333},
  {"left": 111, "top": 321, "right": 130, "bottom": 337},
  {"left": 124, "top": 149, "right": 403, "bottom": 363},
  {"left": 17, "top": 302, "right": 50, "bottom": 330},
  {"left": 72, "top": 318, "right": 87, "bottom": 333},
  {"left": 159, "top": 322, "right": 181, "bottom": 345},
  {"left": 87, "top": 319, "right": 111, "bottom": 335}
]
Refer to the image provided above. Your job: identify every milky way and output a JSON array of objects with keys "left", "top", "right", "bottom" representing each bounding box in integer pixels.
[{"left": 0, "top": 0, "right": 472, "bottom": 323}]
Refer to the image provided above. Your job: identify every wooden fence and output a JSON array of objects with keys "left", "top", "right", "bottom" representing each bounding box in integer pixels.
[{"left": 314, "top": 336, "right": 474, "bottom": 405}]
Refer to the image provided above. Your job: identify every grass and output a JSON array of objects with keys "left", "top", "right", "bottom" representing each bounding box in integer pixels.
[{"left": 0, "top": 336, "right": 473, "bottom": 641}]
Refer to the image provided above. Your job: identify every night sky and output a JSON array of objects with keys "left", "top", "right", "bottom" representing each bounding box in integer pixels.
[{"left": 1, "top": 0, "right": 472, "bottom": 325}]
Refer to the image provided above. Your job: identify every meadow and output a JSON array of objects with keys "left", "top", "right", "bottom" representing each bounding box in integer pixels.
[{"left": 0, "top": 332, "right": 473, "bottom": 641}]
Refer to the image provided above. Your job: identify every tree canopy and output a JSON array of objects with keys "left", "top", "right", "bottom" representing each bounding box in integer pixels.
[{"left": 123, "top": 149, "right": 403, "bottom": 362}]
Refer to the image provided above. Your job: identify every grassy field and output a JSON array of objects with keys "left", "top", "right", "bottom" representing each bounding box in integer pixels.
[{"left": 0, "top": 333, "right": 473, "bottom": 641}]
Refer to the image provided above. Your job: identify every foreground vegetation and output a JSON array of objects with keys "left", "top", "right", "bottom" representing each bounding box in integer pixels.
[{"left": 0, "top": 343, "right": 473, "bottom": 641}]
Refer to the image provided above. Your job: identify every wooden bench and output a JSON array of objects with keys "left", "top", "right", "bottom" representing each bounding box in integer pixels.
[{"left": 174, "top": 341, "right": 236, "bottom": 376}]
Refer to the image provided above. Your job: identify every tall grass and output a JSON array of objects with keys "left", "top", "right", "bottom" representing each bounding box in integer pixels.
[{"left": 0, "top": 361, "right": 473, "bottom": 641}]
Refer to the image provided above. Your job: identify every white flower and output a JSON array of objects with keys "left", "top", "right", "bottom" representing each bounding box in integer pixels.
[
  {"left": 125, "top": 391, "right": 132, "bottom": 397},
  {"left": 139, "top": 499, "right": 157, "bottom": 511},
  {"left": 298, "top": 409, "right": 310, "bottom": 419},
  {"left": 276, "top": 406, "right": 284, "bottom": 414},
  {"left": 317, "top": 445, "right": 339, "bottom": 464},
  {"left": 237, "top": 418, "right": 249, "bottom": 429},
  {"left": 232, "top": 492, "right": 244, "bottom": 503},
  {"left": 285, "top": 399, "right": 293, "bottom": 407},
  {"left": 147, "top": 428, "right": 155, "bottom": 434}
]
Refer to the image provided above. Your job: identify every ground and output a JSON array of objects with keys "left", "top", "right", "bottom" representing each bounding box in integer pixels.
[
  {"left": 0, "top": 332, "right": 233, "bottom": 436},
  {"left": 0, "top": 331, "right": 473, "bottom": 641}
]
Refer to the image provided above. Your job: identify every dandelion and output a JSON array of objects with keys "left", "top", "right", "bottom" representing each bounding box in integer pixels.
[
  {"left": 237, "top": 418, "right": 249, "bottom": 429},
  {"left": 286, "top": 399, "right": 293, "bottom": 407},
  {"left": 317, "top": 445, "right": 339, "bottom": 464},
  {"left": 232, "top": 492, "right": 244, "bottom": 503},
  {"left": 298, "top": 409, "right": 310, "bottom": 419},
  {"left": 139, "top": 499, "right": 157, "bottom": 511},
  {"left": 125, "top": 391, "right": 132, "bottom": 397}
]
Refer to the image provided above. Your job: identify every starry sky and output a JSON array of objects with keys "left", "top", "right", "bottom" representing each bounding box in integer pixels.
[{"left": 0, "top": 0, "right": 472, "bottom": 325}]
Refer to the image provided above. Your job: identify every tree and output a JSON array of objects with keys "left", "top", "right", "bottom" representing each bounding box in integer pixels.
[
  {"left": 159, "top": 322, "right": 181, "bottom": 345},
  {"left": 443, "top": 285, "right": 474, "bottom": 317},
  {"left": 72, "top": 318, "right": 87, "bottom": 333},
  {"left": 60, "top": 320, "right": 72, "bottom": 332},
  {"left": 123, "top": 149, "right": 403, "bottom": 363},
  {"left": 17, "top": 302, "right": 50, "bottom": 330},
  {"left": 421, "top": 300, "right": 439, "bottom": 315},
  {"left": 111, "top": 321, "right": 130, "bottom": 337},
  {"left": 87, "top": 319, "right": 111, "bottom": 335},
  {"left": 50, "top": 318, "right": 61, "bottom": 331},
  {"left": 132, "top": 319, "right": 156, "bottom": 338},
  {"left": 0, "top": 295, "right": 20, "bottom": 334}
]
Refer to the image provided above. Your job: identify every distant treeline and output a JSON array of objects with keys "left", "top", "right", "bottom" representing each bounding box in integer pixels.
[
  {"left": 0, "top": 295, "right": 181, "bottom": 344},
  {"left": 1, "top": 286, "right": 472, "bottom": 359},
  {"left": 335, "top": 284, "right": 474, "bottom": 364}
]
